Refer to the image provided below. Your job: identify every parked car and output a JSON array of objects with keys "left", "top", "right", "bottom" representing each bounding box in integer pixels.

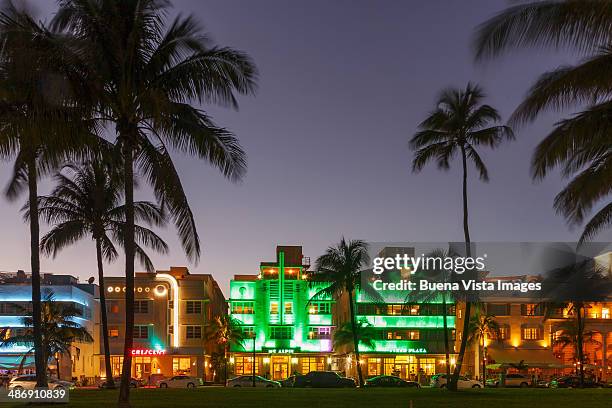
[
  {"left": 486, "top": 373, "right": 531, "bottom": 388},
  {"left": 430, "top": 374, "right": 483, "bottom": 389},
  {"left": 157, "top": 375, "right": 202, "bottom": 388},
  {"left": 226, "top": 375, "right": 281, "bottom": 388},
  {"left": 364, "top": 375, "right": 420, "bottom": 388},
  {"left": 8, "top": 375, "right": 74, "bottom": 390},
  {"left": 279, "top": 375, "right": 297, "bottom": 387},
  {"left": 293, "top": 371, "right": 356, "bottom": 388},
  {"left": 536, "top": 379, "right": 551, "bottom": 388},
  {"left": 550, "top": 376, "right": 605, "bottom": 388},
  {"left": 97, "top": 376, "right": 142, "bottom": 388}
]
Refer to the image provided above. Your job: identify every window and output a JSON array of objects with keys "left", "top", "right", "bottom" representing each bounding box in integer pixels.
[
  {"left": 301, "top": 357, "right": 325, "bottom": 374},
  {"left": 488, "top": 304, "right": 510, "bottom": 316},
  {"left": 232, "top": 301, "right": 254, "bottom": 314},
  {"left": 108, "top": 328, "right": 119, "bottom": 338},
  {"left": 522, "top": 326, "right": 543, "bottom": 340},
  {"left": 387, "top": 304, "right": 402, "bottom": 315},
  {"left": 497, "top": 325, "right": 510, "bottom": 340},
  {"left": 269, "top": 326, "right": 293, "bottom": 339},
  {"left": 308, "top": 302, "right": 331, "bottom": 314},
  {"left": 173, "top": 357, "right": 192, "bottom": 375},
  {"left": 420, "top": 358, "right": 436, "bottom": 375},
  {"left": 134, "top": 301, "right": 149, "bottom": 314},
  {"left": 111, "top": 356, "right": 123, "bottom": 376},
  {"left": 186, "top": 326, "right": 202, "bottom": 339},
  {"left": 242, "top": 326, "right": 255, "bottom": 338},
  {"left": 457, "top": 309, "right": 462, "bottom": 319},
  {"left": 602, "top": 308, "right": 610, "bottom": 319},
  {"left": 521, "top": 304, "right": 543, "bottom": 316},
  {"left": 134, "top": 325, "right": 149, "bottom": 339},
  {"left": 308, "top": 327, "right": 331, "bottom": 339},
  {"left": 186, "top": 301, "right": 202, "bottom": 314},
  {"left": 270, "top": 302, "right": 279, "bottom": 314},
  {"left": 234, "top": 356, "right": 260, "bottom": 375},
  {"left": 107, "top": 301, "right": 119, "bottom": 314},
  {"left": 284, "top": 302, "right": 293, "bottom": 314}
]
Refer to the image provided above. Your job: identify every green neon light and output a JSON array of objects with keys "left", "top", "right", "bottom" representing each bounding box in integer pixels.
[
  {"left": 361, "top": 315, "right": 455, "bottom": 328},
  {"left": 307, "top": 314, "right": 332, "bottom": 325}
]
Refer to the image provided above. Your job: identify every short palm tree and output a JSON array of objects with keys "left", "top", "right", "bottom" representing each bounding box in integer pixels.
[
  {"left": 309, "top": 238, "right": 382, "bottom": 387},
  {"left": 552, "top": 319, "right": 600, "bottom": 376},
  {"left": 53, "top": 1, "right": 257, "bottom": 404},
  {"left": 1, "top": 291, "right": 94, "bottom": 380},
  {"left": 332, "top": 320, "right": 376, "bottom": 355},
  {"left": 410, "top": 83, "right": 513, "bottom": 389},
  {"left": 0, "top": 4, "right": 93, "bottom": 388},
  {"left": 467, "top": 310, "right": 501, "bottom": 383},
  {"left": 205, "top": 315, "right": 248, "bottom": 384},
  {"left": 474, "top": 0, "right": 612, "bottom": 243},
  {"left": 32, "top": 160, "right": 168, "bottom": 388}
]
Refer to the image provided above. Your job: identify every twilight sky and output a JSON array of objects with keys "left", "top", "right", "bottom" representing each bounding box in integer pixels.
[{"left": 1, "top": 0, "right": 610, "bottom": 295}]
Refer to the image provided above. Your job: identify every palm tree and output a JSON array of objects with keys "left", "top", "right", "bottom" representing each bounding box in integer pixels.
[
  {"left": 332, "top": 320, "right": 376, "bottom": 359},
  {"left": 466, "top": 309, "right": 500, "bottom": 384},
  {"left": 474, "top": 1, "right": 612, "bottom": 243},
  {"left": 1, "top": 291, "right": 94, "bottom": 380},
  {"left": 410, "top": 83, "right": 513, "bottom": 389},
  {"left": 32, "top": 160, "right": 168, "bottom": 388},
  {"left": 0, "top": 3, "right": 93, "bottom": 388},
  {"left": 552, "top": 318, "right": 600, "bottom": 377},
  {"left": 205, "top": 315, "right": 247, "bottom": 384},
  {"left": 309, "top": 238, "right": 382, "bottom": 387},
  {"left": 52, "top": 1, "right": 257, "bottom": 404}
]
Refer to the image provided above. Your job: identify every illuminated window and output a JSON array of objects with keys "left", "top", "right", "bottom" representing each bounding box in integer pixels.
[
  {"left": 408, "top": 330, "right": 420, "bottom": 340},
  {"left": 420, "top": 358, "right": 436, "bottom": 375},
  {"left": 186, "top": 326, "right": 202, "bottom": 339},
  {"left": 497, "top": 325, "right": 510, "bottom": 340},
  {"left": 186, "top": 301, "right": 202, "bottom": 314},
  {"left": 308, "top": 327, "right": 331, "bottom": 339},
  {"left": 301, "top": 357, "right": 324, "bottom": 374},
  {"left": 270, "top": 302, "right": 279, "bottom": 314},
  {"left": 232, "top": 302, "right": 254, "bottom": 314},
  {"left": 270, "top": 326, "right": 293, "bottom": 339},
  {"left": 457, "top": 309, "right": 462, "bottom": 319},
  {"left": 234, "top": 356, "right": 260, "bottom": 375},
  {"left": 522, "top": 326, "right": 543, "bottom": 340},
  {"left": 308, "top": 302, "right": 331, "bottom": 314},
  {"left": 111, "top": 356, "right": 123, "bottom": 376},
  {"left": 284, "top": 302, "right": 293, "bottom": 314},
  {"left": 242, "top": 326, "right": 255, "bottom": 338},
  {"left": 409, "top": 305, "right": 420, "bottom": 315},
  {"left": 108, "top": 328, "right": 119, "bottom": 338},
  {"left": 602, "top": 308, "right": 610, "bottom": 319},
  {"left": 107, "top": 301, "right": 119, "bottom": 314},
  {"left": 134, "top": 301, "right": 149, "bottom": 314},
  {"left": 367, "top": 358, "right": 381, "bottom": 376},
  {"left": 521, "top": 304, "right": 543, "bottom": 316},
  {"left": 387, "top": 305, "right": 402, "bottom": 315},
  {"left": 173, "top": 357, "right": 192, "bottom": 375},
  {"left": 134, "top": 325, "right": 149, "bottom": 339}
]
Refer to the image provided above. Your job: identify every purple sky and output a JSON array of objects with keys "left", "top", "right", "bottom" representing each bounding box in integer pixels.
[{"left": 1, "top": 1, "right": 610, "bottom": 296}]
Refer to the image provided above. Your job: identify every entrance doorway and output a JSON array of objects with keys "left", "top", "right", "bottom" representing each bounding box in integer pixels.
[
  {"left": 394, "top": 355, "right": 417, "bottom": 380},
  {"left": 271, "top": 356, "right": 289, "bottom": 380},
  {"left": 134, "top": 357, "right": 151, "bottom": 379}
]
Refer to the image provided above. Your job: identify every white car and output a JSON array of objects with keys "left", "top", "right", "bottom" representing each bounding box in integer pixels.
[
  {"left": 431, "top": 374, "right": 483, "bottom": 389},
  {"left": 157, "top": 375, "right": 202, "bottom": 388},
  {"left": 227, "top": 375, "right": 281, "bottom": 388},
  {"left": 9, "top": 375, "right": 74, "bottom": 390}
]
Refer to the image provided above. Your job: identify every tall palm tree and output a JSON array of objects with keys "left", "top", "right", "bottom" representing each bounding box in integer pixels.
[
  {"left": 552, "top": 318, "right": 600, "bottom": 377},
  {"left": 466, "top": 309, "right": 500, "bottom": 384},
  {"left": 205, "top": 315, "right": 247, "bottom": 384},
  {"left": 474, "top": 1, "right": 612, "bottom": 243},
  {"left": 0, "top": 3, "right": 93, "bottom": 388},
  {"left": 332, "top": 320, "right": 376, "bottom": 358},
  {"left": 410, "top": 83, "right": 513, "bottom": 389},
  {"left": 309, "top": 238, "right": 382, "bottom": 387},
  {"left": 52, "top": 1, "right": 257, "bottom": 404},
  {"left": 0, "top": 291, "right": 94, "bottom": 380},
  {"left": 32, "top": 160, "right": 168, "bottom": 388}
]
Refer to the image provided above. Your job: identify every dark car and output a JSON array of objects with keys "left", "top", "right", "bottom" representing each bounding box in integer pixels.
[
  {"left": 279, "top": 375, "right": 297, "bottom": 387},
  {"left": 364, "top": 375, "right": 420, "bottom": 388},
  {"left": 98, "top": 376, "right": 142, "bottom": 388},
  {"left": 293, "top": 371, "right": 356, "bottom": 388},
  {"left": 550, "top": 376, "right": 605, "bottom": 388}
]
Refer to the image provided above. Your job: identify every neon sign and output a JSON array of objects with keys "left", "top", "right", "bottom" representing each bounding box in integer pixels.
[{"left": 130, "top": 349, "right": 167, "bottom": 356}]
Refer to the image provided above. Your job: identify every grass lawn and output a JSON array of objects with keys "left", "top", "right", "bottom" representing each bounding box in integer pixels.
[{"left": 6, "top": 387, "right": 612, "bottom": 408}]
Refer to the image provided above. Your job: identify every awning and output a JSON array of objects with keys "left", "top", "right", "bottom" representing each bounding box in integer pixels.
[{"left": 0, "top": 355, "right": 35, "bottom": 370}]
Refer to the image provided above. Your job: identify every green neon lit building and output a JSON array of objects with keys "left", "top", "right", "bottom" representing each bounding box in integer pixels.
[{"left": 228, "top": 246, "right": 334, "bottom": 380}]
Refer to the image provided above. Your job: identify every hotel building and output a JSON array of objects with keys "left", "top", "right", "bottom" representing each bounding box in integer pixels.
[
  {"left": 0, "top": 271, "right": 100, "bottom": 382},
  {"left": 228, "top": 246, "right": 335, "bottom": 380},
  {"left": 103, "top": 266, "right": 226, "bottom": 383}
]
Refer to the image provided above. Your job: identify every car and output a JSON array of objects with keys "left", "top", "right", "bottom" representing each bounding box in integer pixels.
[
  {"left": 293, "top": 371, "right": 356, "bottom": 388},
  {"left": 486, "top": 373, "right": 531, "bottom": 388},
  {"left": 226, "top": 375, "right": 281, "bottom": 388},
  {"left": 550, "top": 376, "right": 605, "bottom": 388},
  {"left": 279, "top": 375, "right": 297, "bottom": 387},
  {"left": 97, "top": 376, "right": 142, "bottom": 388},
  {"left": 157, "top": 375, "right": 202, "bottom": 388},
  {"left": 8, "top": 375, "right": 74, "bottom": 391},
  {"left": 430, "top": 374, "right": 483, "bottom": 389},
  {"left": 364, "top": 375, "right": 420, "bottom": 388}
]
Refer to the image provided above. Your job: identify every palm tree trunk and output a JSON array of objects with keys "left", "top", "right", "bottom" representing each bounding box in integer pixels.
[
  {"left": 27, "top": 156, "right": 47, "bottom": 388},
  {"left": 97, "top": 238, "right": 115, "bottom": 389},
  {"left": 55, "top": 356, "right": 61, "bottom": 380},
  {"left": 482, "top": 335, "right": 486, "bottom": 383},
  {"left": 224, "top": 343, "right": 228, "bottom": 386},
  {"left": 450, "top": 144, "right": 472, "bottom": 391},
  {"left": 347, "top": 287, "right": 364, "bottom": 387},
  {"left": 118, "top": 141, "right": 136, "bottom": 407},
  {"left": 576, "top": 304, "right": 585, "bottom": 388},
  {"left": 442, "top": 296, "right": 451, "bottom": 379}
]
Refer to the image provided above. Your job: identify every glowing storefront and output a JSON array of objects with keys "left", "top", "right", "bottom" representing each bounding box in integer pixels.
[{"left": 228, "top": 246, "right": 334, "bottom": 380}]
